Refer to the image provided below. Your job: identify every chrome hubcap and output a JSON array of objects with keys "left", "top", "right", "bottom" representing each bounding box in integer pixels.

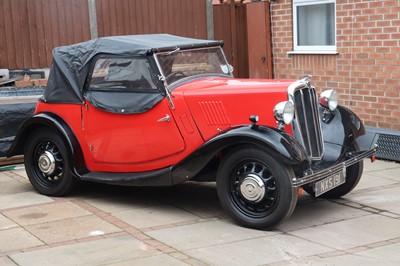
[
  {"left": 38, "top": 151, "right": 56, "bottom": 175},
  {"left": 239, "top": 173, "right": 265, "bottom": 203}
]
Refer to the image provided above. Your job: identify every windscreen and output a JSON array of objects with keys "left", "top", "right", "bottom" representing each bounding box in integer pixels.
[{"left": 155, "top": 47, "right": 232, "bottom": 86}]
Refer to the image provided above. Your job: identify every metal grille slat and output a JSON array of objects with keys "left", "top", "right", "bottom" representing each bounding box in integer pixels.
[{"left": 293, "top": 87, "right": 324, "bottom": 160}]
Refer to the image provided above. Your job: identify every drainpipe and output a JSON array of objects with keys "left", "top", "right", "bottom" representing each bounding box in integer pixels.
[
  {"left": 88, "top": 0, "right": 98, "bottom": 39},
  {"left": 206, "top": 0, "right": 214, "bottom": 40}
]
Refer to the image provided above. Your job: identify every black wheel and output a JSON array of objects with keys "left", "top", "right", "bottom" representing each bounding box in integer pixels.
[
  {"left": 216, "top": 146, "right": 298, "bottom": 229},
  {"left": 24, "top": 129, "right": 77, "bottom": 196},
  {"left": 303, "top": 142, "right": 364, "bottom": 198}
]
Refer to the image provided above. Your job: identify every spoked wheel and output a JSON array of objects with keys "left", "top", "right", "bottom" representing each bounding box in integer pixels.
[
  {"left": 303, "top": 142, "right": 364, "bottom": 199},
  {"left": 24, "top": 129, "right": 77, "bottom": 196},
  {"left": 217, "top": 146, "right": 298, "bottom": 229}
]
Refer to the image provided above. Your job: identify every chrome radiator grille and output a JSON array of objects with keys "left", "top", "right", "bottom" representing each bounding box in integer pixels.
[{"left": 292, "top": 86, "right": 324, "bottom": 160}]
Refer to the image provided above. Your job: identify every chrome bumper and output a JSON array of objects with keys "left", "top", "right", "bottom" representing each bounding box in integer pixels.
[{"left": 293, "top": 145, "right": 378, "bottom": 187}]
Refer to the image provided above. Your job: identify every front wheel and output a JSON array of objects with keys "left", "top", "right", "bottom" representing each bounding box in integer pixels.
[
  {"left": 24, "top": 129, "right": 77, "bottom": 196},
  {"left": 216, "top": 146, "right": 298, "bottom": 229}
]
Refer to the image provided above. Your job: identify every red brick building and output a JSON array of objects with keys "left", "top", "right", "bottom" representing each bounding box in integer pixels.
[{"left": 270, "top": 0, "right": 400, "bottom": 131}]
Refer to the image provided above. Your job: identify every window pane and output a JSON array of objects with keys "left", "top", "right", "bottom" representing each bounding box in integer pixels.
[
  {"left": 90, "top": 58, "right": 157, "bottom": 91},
  {"left": 297, "top": 3, "right": 335, "bottom": 46}
]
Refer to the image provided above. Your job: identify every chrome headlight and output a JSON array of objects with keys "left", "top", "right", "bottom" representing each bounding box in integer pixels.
[
  {"left": 274, "top": 101, "right": 294, "bottom": 125},
  {"left": 319, "top": 89, "right": 338, "bottom": 111}
]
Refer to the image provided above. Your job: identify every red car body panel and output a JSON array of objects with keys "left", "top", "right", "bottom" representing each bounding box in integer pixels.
[{"left": 34, "top": 77, "right": 295, "bottom": 173}]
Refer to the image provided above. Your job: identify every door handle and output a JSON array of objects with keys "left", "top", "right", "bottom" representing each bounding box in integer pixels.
[{"left": 157, "top": 114, "right": 170, "bottom": 122}]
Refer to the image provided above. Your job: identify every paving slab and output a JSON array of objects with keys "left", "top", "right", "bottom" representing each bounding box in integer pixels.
[
  {"left": 353, "top": 242, "right": 400, "bottom": 264},
  {"left": 353, "top": 172, "right": 399, "bottom": 191},
  {"left": 0, "top": 180, "right": 36, "bottom": 196},
  {"left": 368, "top": 167, "right": 400, "bottom": 181},
  {"left": 185, "top": 233, "right": 333, "bottom": 266},
  {"left": 290, "top": 214, "right": 400, "bottom": 250},
  {"left": 0, "top": 172, "right": 13, "bottom": 183},
  {"left": 0, "top": 213, "right": 18, "bottom": 230},
  {"left": 112, "top": 205, "right": 200, "bottom": 229},
  {"left": 0, "top": 192, "right": 53, "bottom": 210},
  {"left": 278, "top": 199, "right": 370, "bottom": 232},
  {"left": 346, "top": 185, "right": 400, "bottom": 214},
  {"left": 0, "top": 256, "right": 17, "bottom": 266},
  {"left": 148, "top": 220, "right": 273, "bottom": 250},
  {"left": 107, "top": 253, "right": 189, "bottom": 266},
  {"left": 10, "top": 235, "right": 160, "bottom": 266},
  {"left": 3, "top": 202, "right": 92, "bottom": 226},
  {"left": 363, "top": 160, "right": 399, "bottom": 172},
  {"left": 0, "top": 227, "right": 44, "bottom": 253},
  {"left": 24, "top": 215, "right": 122, "bottom": 244}
]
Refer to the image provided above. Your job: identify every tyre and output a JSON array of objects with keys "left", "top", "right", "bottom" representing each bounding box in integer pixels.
[
  {"left": 216, "top": 146, "right": 298, "bottom": 229},
  {"left": 303, "top": 142, "right": 364, "bottom": 198},
  {"left": 24, "top": 129, "right": 77, "bottom": 196}
]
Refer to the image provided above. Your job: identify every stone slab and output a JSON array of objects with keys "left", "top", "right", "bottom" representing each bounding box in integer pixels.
[
  {"left": 0, "top": 213, "right": 17, "bottom": 230},
  {"left": 0, "top": 181, "right": 33, "bottom": 196},
  {"left": 185, "top": 234, "right": 333, "bottom": 266},
  {"left": 3, "top": 202, "right": 92, "bottom": 226},
  {"left": 10, "top": 236, "right": 159, "bottom": 266},
  {"left": 148, "top": 220, "right": 273, "bottom": 250},
  {"left": 112, "top": 205, "right": 200, "bottom": 229},
  {"left": 347, "top": 185, "right": 400, "bottom": 214},
  {"left": 278, "top": 199, "right": 370, "bottom": 232},
  {"left": 0, "top": 256, "right": 17, "bottom": 266},
  {"left": 0, "top": 192, "right": 53, "bottom": 210},
  {"left": 0, "top": 227, "right": 44, "bottom": 253},
  {"left": 290, "top": 215, "right": 400, "bottom": 250},
  {"left": 108, "top": 254, "right": 189, "bottom": 266},
  {"left": 25, "top": 215, "right": 122, "bottom": 244}
]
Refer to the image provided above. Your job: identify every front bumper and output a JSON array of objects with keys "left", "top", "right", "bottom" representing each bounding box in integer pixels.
[{"left": 293, "top": 145, "right": 378, "bottom": 187}]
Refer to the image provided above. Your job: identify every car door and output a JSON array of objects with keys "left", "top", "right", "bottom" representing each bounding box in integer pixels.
[{"left": 82, "top": 56, "right": 185, "bottom": 166}]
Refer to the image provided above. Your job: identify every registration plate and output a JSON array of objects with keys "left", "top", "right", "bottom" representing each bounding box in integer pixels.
[{"left": 315, "top": 168, "right": 346, "bottom": 197}]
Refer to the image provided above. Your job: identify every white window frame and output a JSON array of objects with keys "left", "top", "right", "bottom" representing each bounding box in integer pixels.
[{"left": 292, "top": 0, "right": 337, "bottom": 53}]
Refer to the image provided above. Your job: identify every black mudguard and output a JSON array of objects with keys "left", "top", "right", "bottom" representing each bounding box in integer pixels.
[
  {"left": 7, "top": 113, "right": 88, "bottom": 176},
  {"left": 319, "top": 105, "right": 366, "bottom": 167},
  {"left": 171, "top": 125, "right": 309, "bottom": 184}
]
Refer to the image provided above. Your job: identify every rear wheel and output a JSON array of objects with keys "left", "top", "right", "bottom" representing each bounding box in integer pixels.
[
  {"left": 303, "top": 143, "right": 364, "bottom": 198},
  {"left": 216, "top": 146, "right": 297, "bottom": 229},
  {"left": 24, "top": 129, "right": 77, "bottom": 196}
]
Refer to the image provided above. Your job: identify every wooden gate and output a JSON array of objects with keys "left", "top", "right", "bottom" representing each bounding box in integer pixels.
[{"left": 213, "top": 1, "right": 273, "bottom": 79}]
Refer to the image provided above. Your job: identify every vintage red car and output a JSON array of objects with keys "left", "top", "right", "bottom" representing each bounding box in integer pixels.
[{"left": 8, "top": 34, "right": 376, "bottom": 229}]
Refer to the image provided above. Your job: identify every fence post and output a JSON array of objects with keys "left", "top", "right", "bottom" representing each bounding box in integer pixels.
[
  {"left": 206, "top": 0, "right": 214, "bottom": 40},
  {"left": 88, "top": 0, "right": 98, "bottom": 39}
]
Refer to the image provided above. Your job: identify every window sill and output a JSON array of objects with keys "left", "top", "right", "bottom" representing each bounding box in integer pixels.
[{"left": 287, "top": 51, "right": 339, "bottom": 55}]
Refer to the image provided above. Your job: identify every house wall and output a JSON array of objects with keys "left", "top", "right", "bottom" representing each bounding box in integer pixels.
[{"left": 271, "top": 0, "right": 400, "bottom": 130}]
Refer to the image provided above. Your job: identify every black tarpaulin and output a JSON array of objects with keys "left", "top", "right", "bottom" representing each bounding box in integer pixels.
[{"left": 43, "top": 34, "right": 223, "bottom": 105}]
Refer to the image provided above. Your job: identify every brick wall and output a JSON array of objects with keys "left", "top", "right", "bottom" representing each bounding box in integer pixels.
[{"left": 271, "top": 0, "right": 400, "bottom": 130}]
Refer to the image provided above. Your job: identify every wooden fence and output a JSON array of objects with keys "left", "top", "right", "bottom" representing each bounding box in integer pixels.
[
  {"left": 0, "top": 0, "right": 91, "bottom": 69},
  {"left": 0, "top": 0, "right": 208, "bottom": 69}
]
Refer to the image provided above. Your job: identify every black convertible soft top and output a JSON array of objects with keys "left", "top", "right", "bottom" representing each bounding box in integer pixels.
[{"left": 42, "top": 34, "right": 223, "bottom": 104}]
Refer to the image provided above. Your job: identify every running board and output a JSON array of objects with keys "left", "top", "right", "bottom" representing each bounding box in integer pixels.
[{"left": 80, "top": 167, "right": 172, "bottom": 186}]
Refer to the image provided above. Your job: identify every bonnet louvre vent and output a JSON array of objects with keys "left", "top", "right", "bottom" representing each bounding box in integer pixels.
[{"left": 198, "top": 101, "right": 231, "bottom": 126}]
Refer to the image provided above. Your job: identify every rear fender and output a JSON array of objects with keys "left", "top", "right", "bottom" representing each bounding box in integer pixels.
[
  {"left": 171, "top": 125, "right": 309, "bottom": 184},
  {"left": 7, "top": 113, "right": 88, "bottom": 176}
]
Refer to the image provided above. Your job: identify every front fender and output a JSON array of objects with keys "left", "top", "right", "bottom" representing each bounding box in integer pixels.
[
  {"left": 7, "top": 113, "right": 88, "bottom": 176},
  {"left": 171, "top": 125, "right": 309, "bottom": 184},
  {"left": 320, "top": 105, "right": 366, "bottom": 165},
  {"left": 321, "top": 105, "right": 365, "bottom": 146}
]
